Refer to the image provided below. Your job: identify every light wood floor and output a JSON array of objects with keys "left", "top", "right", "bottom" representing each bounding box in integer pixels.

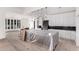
[
  {"left": 55, "top": 39, "right": 77, "bottom": 51},
  {"left": 1, "top": 32, "right": 48, "bottom": 51},
  {"left": 0, "top": 38, "right": 48, "bottom": 51},
  {"left": 0, "top": 31, "right": 78, "bottom": 51}
]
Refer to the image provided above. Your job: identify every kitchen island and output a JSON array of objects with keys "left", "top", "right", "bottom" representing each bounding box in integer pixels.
[{"left": 26, "top": 30, "right": 59, "bottom": 51}]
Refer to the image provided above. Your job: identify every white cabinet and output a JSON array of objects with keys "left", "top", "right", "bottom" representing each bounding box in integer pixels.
[
  {"left": 59, "top": 30, "right": 76, "bottom": 40},
  {"left": 49, "top": 29, "right": 76, "bottom": 40},
  {"left": 48, "top": 12, "right": 75, "bottom": 26}
]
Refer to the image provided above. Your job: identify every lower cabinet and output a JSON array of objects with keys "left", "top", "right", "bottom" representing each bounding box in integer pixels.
[
  {"left": 49, "top": 29, "right": 76, "bottom": 40},
  {"left": 59, "top": 30, "right": 76, "bottom": 40}
]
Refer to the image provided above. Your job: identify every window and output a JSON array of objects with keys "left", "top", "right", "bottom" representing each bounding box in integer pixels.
[
  {"left": 17, "top": 20, "right": 21, "bottom": 28},
  {"left": 8, "top": 19, "right": 10, "bottom": 29},
  {"left": 5, "top": 19, "right": 21, "bottom": 30},
  {"left": 11, "top": 19, "right": 13, "bottom": 29}
]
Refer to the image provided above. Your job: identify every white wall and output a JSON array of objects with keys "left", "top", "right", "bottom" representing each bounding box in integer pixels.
[
  {"left": 0, "top": 12, "right": 6, "bottom": 39},
  {"left": 76, "top": 8, "right": 79, "bottom": 46},
  {"left": 5, "top": 12, "right": 34, "bottom": 30},
  {"left": 20, "top": 15, "right": 35, "bottom": 30},
  {"left": 21, "top": 17, "right": 29, "bottom": 29}
]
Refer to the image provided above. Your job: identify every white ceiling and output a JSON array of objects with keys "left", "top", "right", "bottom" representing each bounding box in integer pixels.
[
  {"left": 47, "top": 7, "right": 76, "bottom": 15},
  {"left": 0, "top": 7, "right": 76, "bottom": 17},
  {"left": 23, "top": 7, "right": 41, "bottom": 14},
  {"left": 0, "top": 7, "right": 41, "bottom": 15},
  {"left": 31, "top": 7, "right": 76, "bottom": 16}
]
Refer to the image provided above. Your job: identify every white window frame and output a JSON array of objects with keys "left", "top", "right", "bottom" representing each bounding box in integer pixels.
[{"left": 5, "top": 19, "right": 21, "bottom": 31}]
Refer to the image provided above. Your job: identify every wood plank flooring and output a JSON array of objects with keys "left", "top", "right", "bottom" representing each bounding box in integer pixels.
[{"left": 0, "top": 31, "right": 78, "bottom": 51}]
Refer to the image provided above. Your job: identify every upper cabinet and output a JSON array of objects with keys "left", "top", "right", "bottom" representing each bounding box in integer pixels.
[{"left": 48, "top": 12, "right": 75, "bottom": 26}]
